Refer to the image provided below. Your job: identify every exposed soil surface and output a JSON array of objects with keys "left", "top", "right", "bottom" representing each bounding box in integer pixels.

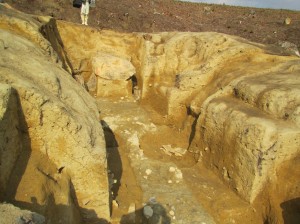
[
  {"left": 2, "top": 1, "right": 299, "bottom": 223},
  {"left": 5, "top": 0, "right": 300, "bottom": 48},
  {"left": 96, "top": 98, "right": 261, "bottom": 224}
]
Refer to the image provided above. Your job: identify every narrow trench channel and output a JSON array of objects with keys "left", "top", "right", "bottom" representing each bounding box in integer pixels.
[
  {"left": 100, "top": 119, "right": 144, "bottom": 223},
  {"left": 40, "top": 20, "right": 300, "bottom": 223},
  {"left": 96, "top": 93, "right": 279, "bottom": 224}
]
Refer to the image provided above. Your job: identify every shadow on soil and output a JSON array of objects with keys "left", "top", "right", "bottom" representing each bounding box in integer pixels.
[
  {"left": 120, "top": 202, "right": 171, "bottom": 224},
  {"left": 0, "top": 90, "right": 109, "bottom": 223},
  {"left": 41, "top": 18, "right": 74, "bottom": 75},
  {"left": 12, "top": 193, "right": 110, "bottom": 224},
  {"left": 186, "top": 105, "right": 199, "bottom": 146},
  {"left": 1, "top": 89, "right": 31, "bottom": 202},
  {"left": 281, "top": 197, "right": 300, "bottom": 224},
  {"left": 100, "top": 120, "right": 122, "bottom": 216}
]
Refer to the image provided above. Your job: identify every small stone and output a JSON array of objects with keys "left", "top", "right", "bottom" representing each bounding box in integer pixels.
[
  {"left": 145, "top": 169, "right": 152, "bottom": 175},
  {"left": 175, "top": 170, "right": 183, "bottom": 179},
  {"left": 112, "top": 200, "right": 119, "bottom": 208},
  {"left": 143, "top": 176, "right": 148, "bottom": 179},
  {"left": 148, "top": 197, "right": 157, "bottom": 204},
  {"left": 204, "top": 6, "right": 212, "bottom": 13},
  {"left": 20, "top": 214, "right": 33, "bottom": 224},
  {"left": 230, "top": 218, "right": 236, "bottom": 223},
  {"left": 143, "top": 205, "right": 153, "bottom": 219},
  {"left": 284, "top": 17, "right": 291, "bottom": 25},
  {"left": 169, "top": 210, "right": 175, "bottom": 216},
  {"left": 128, "top": 203, "right": 136, "bottom": 213},
  {"left": 168, "top": 180, "right": 173, "bottom": 184},
  {"left": 204, "top": 147, "right": 209, "bottom": 151},
  {"left": 169, "top": 167, "right": 176, "bottom": 172},
  {"left": 120, "top": 97, "right": 124, "bottom": 100}
]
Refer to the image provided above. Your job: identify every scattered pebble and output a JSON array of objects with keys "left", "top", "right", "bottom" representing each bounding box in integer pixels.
[
  {"left": 128, "top": 203, "right": 136, "bottom": 213},
  {"left": 175, "top": 170, "right": 183, "bottom": 179},
  {"left": 284, "top": 17, "right": 291, "bottom": 25},
  {"left": 148, "top": 197, "right": 157, "bottom": 204},
  {"left": 203, "top": 6, "right": 212, "bottom": 13},
  {"left": 168, "top": 180, "right": 173, "bottom": 184},
  {"left": 145, "top": 169, "right": 152, "bottom": 175},
  {"left": 169, "top": 210, "right": 175, "bottom": 216},
  {"left": 143, "top": 205, "right": 153, "bottom": 218},
  {"left": 169, "top": 167, "right": 176, "bottom": 172},
  {"left": 112, "top": 200, "right": 119, "bottom": 208}
]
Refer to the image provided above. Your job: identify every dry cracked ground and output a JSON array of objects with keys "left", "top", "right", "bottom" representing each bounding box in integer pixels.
[{"left": 0, "top": 2, "right": 300, "bottom": 224}]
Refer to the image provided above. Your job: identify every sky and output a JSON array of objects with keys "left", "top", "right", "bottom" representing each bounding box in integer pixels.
[{"left": 180, "top": 0, "right": 300, "bottom": 11}]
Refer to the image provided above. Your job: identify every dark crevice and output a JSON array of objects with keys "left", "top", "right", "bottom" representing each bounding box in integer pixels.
[{"left": 100, "top": 120, "right": 122, "bottom": 217}]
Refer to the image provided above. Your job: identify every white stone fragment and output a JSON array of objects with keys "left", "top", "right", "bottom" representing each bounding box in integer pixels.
[
  {"left": 128, "top": 203, "right": 136, "bottom": 213},
  {"left": 169, "top": 167, "right": 176, "bottom": 172},
  {"left": 169, "top": 210, "right": 175, "bottom": 216},
  {"left": 160, "top": 145, "right": 187, "bottom": 156},
  {"left": 112, "top": 200, "right": 119, "bottom": 208},
  {"left": 175, "top": 169, "right": 183, "bottom": 179},
  {"left": 145, "top": 169, "right": 152, "bottom": 175}
]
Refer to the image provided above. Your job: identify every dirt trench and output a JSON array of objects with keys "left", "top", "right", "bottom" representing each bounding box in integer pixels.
[
  {"left": 96, "top": 90, "right": 300, "bottom": 224},
  {"left": 95, "top": 97, "right": 261, "bottom": 224},
  {"left": 40, "top": 19, "right": 300, "bottom": 223}
]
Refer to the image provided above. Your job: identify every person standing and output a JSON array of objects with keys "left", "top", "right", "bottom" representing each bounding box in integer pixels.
[{"left": 81, "top": 0, "right": 91, "bottom": 25}]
